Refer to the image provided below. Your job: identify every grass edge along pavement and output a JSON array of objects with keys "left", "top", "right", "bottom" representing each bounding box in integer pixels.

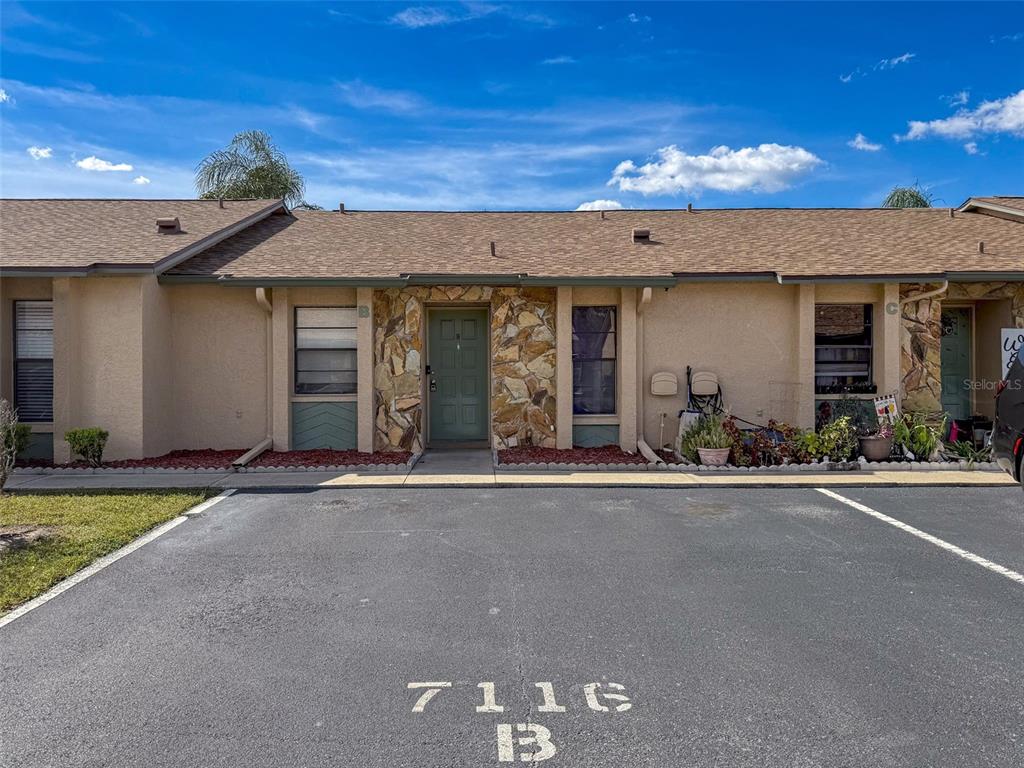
[{"left": 0, "top": 490, "right": 206, "bottom": 614}]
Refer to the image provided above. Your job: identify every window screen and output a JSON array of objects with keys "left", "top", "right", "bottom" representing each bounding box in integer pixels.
[
  {"left": 14, "top": 300, "right": 54, "bottom": 422},
  {"left": 294, "top": 307, "right": 358, "bottom": 395},
  {"left": 572, "top": 306, "right": 617, "bottom": 414}
]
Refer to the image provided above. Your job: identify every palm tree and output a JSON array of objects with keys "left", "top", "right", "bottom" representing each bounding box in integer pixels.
[
  {"left": 195, "top": 130, "right": 308, "bottom": 207},
  {"left": 882, "top": 184, "right": 934, "bottom": 208}
]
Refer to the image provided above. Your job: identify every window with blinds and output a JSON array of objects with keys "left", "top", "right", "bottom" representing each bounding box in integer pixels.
[
  {"left": 294, "top": 307, "right": 358, "bottom": 395},
  {"left": 14, "top": 300, "right": 54, "bottom": 422}
]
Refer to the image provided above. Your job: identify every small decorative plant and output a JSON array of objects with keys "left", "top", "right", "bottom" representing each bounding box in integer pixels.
[
  {"left": 858, "top": 421, "right": 894, "bottom": 462},
  {"left": 65, "top": 427, "right": 109, "bottom": 467},
  {"left": 788, "top": 416, "right": 857, "bottom": 463},
  {"left": 679, "top": 415, "right": 733, "bottom": 465},
  {"left": 893, "top": 412, "right": 947, "bottom": 461},
  {"left": 942, "top": 440, "right": 991, "bottom": 465}
]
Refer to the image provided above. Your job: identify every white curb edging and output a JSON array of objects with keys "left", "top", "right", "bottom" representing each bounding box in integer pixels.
[{"left": 0, "top": 489, "right": 236, "bottom": 629}]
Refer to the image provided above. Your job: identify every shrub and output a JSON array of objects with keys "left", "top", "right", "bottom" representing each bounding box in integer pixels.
[
  {"left": 787, "top": 416, "right": 857, "bottom": 462},
  {"left": 0, "top": 399, "right": 28, "bottom": 490},
  {"left": 817, "top": 416, "right": 858, "bottom": 461},
  {"left": 724, "top": 417, "right": 804, "bottom": 467},
  {"left": 65, "top": 427, "right": 109, "bottom": 467},
  {"left": 893, "top": 412, "right": 947, "bottom": 461}
]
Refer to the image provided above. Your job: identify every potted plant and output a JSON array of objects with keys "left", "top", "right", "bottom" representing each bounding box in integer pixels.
[
  {"left": 858, "top": 422, "right": 894, "bottom": 462},
  {"left": 691, "top": 416, "right": 733, "bottom": 466}
]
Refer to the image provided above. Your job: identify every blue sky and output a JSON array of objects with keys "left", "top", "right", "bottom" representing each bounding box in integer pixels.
[{"left": 1, "top": 1, "right": 1021, "bottom": 210}]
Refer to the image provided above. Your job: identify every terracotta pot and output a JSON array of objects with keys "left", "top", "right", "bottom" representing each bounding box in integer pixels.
[
  {"left": 859, "top": 434, "right": 893, "bottom": 462},
  {"left": 697, "top": 447, "right": 731, "bottom": 466}
]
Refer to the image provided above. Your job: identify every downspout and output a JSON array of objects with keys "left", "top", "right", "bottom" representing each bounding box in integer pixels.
[
  {"left": 635, "top": 287, "right": 663, "bottom": 464},
  {"left": 899, "top": 280, "right": 948, "bottom": 307},
  {"left": 233, "top": 287, "right": 274, "bottom": 466}
]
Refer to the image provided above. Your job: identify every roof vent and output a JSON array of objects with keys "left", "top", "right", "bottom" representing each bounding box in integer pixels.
[
  {"left": 632, "top": 228, "right": 651, "bottom": 243},
  {"left": 156, "top": 217, "right": 181, "bottom": 235}
]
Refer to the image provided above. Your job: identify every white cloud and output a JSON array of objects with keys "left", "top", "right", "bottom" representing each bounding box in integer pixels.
[
  {"left": 946, "top": 90, "right": 970, "bottom": 106},
  {"left": 608, "top": 143, "right": 823, "bottom": 195},
  {"left": 881, "top": 52, "right": 915, "bottom": 68},
  {"left": 963, "top": 142, "right": 980, "bottom": 155},
  {"left": 336, "top": 80, "right": 424, "bottom": 113},
  {"left": 899, "top": 89, "right": 1024, "bottom": 140},
  {"left": 389, "top": 4, "right": 554, "bottom": 29},
  {"left": 840, "top": 52, "right": 916, "bottom": 82},
  {"left": 391, "top": 6, "right": 456, "bottom": 28},
  {"left": 0, "top": 88, "right": 9, "bottom": 103},
  {"left": 542, "top": 55, "right": 576, "bottom": 65},
  {"left": 26, "top": 146, "right": 53, "bottom": 159},
  {"left": 132, "top": 175, "right": 151, "bottom": 184},
  {"left": 847, "top": 133, "right": 882, "bottom": 152},
  {"left": 75, "top": 155, "right": 133, "bottom": 172},
  {"left": 575, "top": 199, "right": 623, "bottom": 211},
  {"left": 627, "top": 12, "right": 651, "bottom": 23},
  {"left": 991, "top": 31, "right": 1022, "bottom": 44}
]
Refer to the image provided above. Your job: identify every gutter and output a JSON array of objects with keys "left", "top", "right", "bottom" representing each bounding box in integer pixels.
[
  {"left": 634, "top": 286, "right": 664, "bottom": 464},
  {"left": 155, "top": 269, "right": 1024, "bottom": 289},
  {"left": 249, "top": 286, "right": 275, "bottom": 461},
  {"left": 158, "top": 273, "right": 680, "bottom": 287}
]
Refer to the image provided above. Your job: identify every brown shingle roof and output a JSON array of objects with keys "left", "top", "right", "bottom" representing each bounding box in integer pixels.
[
  {"left": 169, "top": 206, "right": 1024, "bottom": 282},
  {"left": 0, "top": 198, "right": 285, "bottom": 273}
]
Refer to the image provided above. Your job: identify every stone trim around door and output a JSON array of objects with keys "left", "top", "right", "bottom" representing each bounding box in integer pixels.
[
  {"left": 900, "top": 281, "right": 1024, "bottom": 413},
  {"left": 373, "top": 285, "right": 557, "bottom": 453}
]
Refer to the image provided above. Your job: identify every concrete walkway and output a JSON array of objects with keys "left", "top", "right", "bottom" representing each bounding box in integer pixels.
[{"left": 4, "top": 445, "right": 1015, "bottom": 491}]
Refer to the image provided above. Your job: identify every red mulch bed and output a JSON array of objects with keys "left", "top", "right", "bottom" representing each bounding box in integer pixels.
[
  {"left": 17, "top": 449, "right": 247, "bottom": 470},
  {"left": 497, "top": 445, "right": 648, "bottom": 465},
  {"left": 250, "top": 449, "right": 412, "bottom": 468}
]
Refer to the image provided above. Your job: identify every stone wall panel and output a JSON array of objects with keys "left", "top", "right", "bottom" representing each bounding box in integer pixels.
[
  {"left": 900, "top": 281, "right": 1024, "bottom": 414},
  {"left": 372, "top": 285, "right": 557, "bottom": 451}
]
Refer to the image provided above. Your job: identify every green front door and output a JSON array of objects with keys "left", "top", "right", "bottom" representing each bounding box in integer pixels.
[
  {"left": 427, "top": 308, "right": 488, "bottom": 442},
  {"left": 940, "top": 308, "right": 972, "bottom": 420}
]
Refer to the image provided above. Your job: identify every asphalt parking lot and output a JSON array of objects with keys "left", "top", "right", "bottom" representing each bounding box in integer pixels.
[{"left": 1, "top": 486, "right": 1022, "bottom": 767}]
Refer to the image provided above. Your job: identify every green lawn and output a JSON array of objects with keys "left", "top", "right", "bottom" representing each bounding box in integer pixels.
[{"left": 0, "top": 491, "right": 205, "bottom": 614}]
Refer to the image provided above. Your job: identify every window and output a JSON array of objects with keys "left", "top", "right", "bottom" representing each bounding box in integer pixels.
[
  {"left": 572, "top": 306, "right": 616, "bottom": 414},
  {"left": 294, "top": 307, "right": 357, "bottom": 395},
  {"left": 814, "top": 303, "right": 874, "bottom": 394},
  {"left": 13, "top": 300, "right": 54, "bottom": 422}
]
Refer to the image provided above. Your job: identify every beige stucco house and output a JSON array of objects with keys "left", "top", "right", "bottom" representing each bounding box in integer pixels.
[{"left": 2, "top": 196, "right": 1022, "bottom": 463}]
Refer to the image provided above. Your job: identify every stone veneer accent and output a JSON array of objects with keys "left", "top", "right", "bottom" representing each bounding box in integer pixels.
[
  {"left": 373, "top": 285, "right": 556, "bottom": 451},
  {"left": 900, "top": 281, "right": 1024, "bottom": 413}
]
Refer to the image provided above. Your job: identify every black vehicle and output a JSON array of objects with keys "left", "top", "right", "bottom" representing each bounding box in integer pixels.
[{"left": 993, "top": 351, "right": 1024, "bottom": 489}]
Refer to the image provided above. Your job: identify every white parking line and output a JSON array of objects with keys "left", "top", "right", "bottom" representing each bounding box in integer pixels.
[
  {"left": 0, "top": 489, "right": 237, "bottom": 630},
  {"left": 816, "top": 488, "right": 1024, "bottom": 585}
]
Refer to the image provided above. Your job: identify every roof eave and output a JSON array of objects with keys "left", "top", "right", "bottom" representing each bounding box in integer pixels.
[{"left": 956, "top": 198, "right": 1024, "bottom": 222}]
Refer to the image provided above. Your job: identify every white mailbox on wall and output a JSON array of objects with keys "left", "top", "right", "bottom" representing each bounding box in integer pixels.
[{"left": 650, "top": 371, "right": 678, "bottom": 397}]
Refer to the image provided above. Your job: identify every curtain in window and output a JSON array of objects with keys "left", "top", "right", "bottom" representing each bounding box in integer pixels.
[{"left": 572, "top": 306, "right": 616, "bottom": 414}]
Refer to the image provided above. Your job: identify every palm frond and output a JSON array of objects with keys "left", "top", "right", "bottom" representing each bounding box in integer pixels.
[{"left": 194, "top": 130, "right": 306, "bottom": 206}]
